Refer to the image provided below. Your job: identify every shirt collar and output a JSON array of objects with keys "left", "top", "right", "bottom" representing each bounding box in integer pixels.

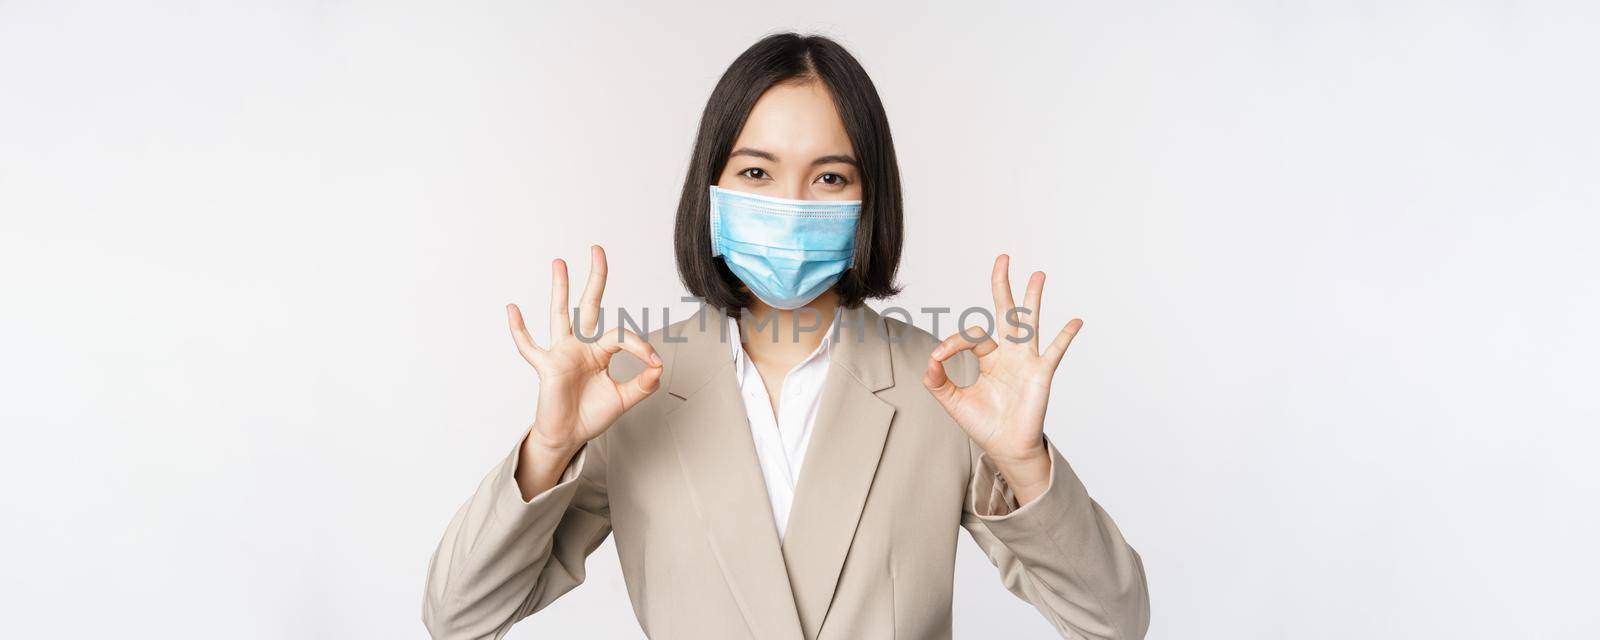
[{"left": 727, "top": 312, "right": 836, "bottom": 379}]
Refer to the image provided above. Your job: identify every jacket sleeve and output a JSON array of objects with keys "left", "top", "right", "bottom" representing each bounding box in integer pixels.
[
  {"left": 422, "top": 431, "right": 612, "bottom": 640},
  {"left": 948, "top": 338, "right": 1148, "bottom": 639},
  {"left": 962, "top": 436, "right": 1150, "bottom": 639}
]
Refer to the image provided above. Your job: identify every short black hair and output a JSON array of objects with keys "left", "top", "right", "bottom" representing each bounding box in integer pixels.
[{"left": 673, "top": 32, "right": 904, "bottom": 315}]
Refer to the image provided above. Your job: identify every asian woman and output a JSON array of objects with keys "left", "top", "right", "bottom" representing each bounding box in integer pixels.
[{"left": 423, "top": 32, "right": 1149, "bottom": 640}]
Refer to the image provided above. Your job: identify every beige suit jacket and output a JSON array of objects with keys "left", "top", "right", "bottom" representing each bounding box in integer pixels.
[{"left": 423, "top": 306, "right": 1149, "bottom": 639}]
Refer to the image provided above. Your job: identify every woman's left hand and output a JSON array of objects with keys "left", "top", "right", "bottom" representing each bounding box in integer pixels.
[{"left": 922, "top": 254, "right": 1084, "bottom": 506}]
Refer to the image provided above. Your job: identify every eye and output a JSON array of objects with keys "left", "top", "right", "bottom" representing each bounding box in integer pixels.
[
  {"left": 816, "top": 172, "right": 851, "bottom": 186},
  {"left": 739, "top": 167, "right": 769, "bottom": 180}
]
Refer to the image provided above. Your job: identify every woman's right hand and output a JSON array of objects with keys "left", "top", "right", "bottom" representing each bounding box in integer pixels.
[{"left": 507, "top": 245, "right": 663, "bottom": 499}]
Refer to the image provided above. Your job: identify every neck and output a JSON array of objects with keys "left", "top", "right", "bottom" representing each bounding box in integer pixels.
[{"left": 737, "top": 292, "right": 839, "bottom": 365}]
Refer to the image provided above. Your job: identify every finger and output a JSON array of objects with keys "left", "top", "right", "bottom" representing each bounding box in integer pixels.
[
  {"left": 600, "top": 328, "right": 665, "bottom": 409},
  {"left": 1021, "top": 270, "right": 1045, "bottom": 350},
  {"left": 549, "top": 258, "right": 571, "bottom": 341},
  {"left": 1042, "top": 318, "right": 1085, "bottom": 369},
  {"left": 598, "top": 326, "right": 662, "bottom": 366},
  {"left": 991, "top": 254, "right": 1019, "bottom": 339},
  {"left": 930, "top": 326, "right": 998, "bottom": 363},
  {"left": 922, "top": 352, "right": 951, "bottom": 388},
  {"left": 617, "top": 363, "right": 664, "bottom": 410},
  {"left": 577, "top": 245, "right": 608, "bottom": 335},
  {"left": 921, "top": 356, "right": 961, "bottom": 410},
  {"left": 506, "top": 303, "right": 545, "bottom": 368}
]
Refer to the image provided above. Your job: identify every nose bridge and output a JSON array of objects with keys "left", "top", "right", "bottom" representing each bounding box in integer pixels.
[
  {"left": 782, "top": 178, "right": 807, "bottom": 201},
  {"left": 781, "top": 168, "right": 809, "bottom": 201}
]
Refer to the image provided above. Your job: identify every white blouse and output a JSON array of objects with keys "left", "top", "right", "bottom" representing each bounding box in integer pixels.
[{"left": 726, "top": 317, "right": 834, "bottom": 541}]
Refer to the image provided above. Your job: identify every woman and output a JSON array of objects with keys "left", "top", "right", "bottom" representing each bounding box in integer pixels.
[{"left": 423, "top": 33, "right": 1149, "bottom": 639}]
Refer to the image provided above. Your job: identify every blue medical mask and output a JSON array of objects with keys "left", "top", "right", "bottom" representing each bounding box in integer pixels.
[{"left": 708, "top": 185, "right": 861, "bottom": 310}]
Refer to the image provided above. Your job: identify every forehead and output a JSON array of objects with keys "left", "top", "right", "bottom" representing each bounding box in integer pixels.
[{"left": 732, "top": 80, "right": 854, "bottom": 157}]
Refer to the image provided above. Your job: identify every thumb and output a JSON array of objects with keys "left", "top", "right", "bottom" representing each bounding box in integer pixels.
[{"left": 922, "top": 356, "right": 961, "bottom": 410}]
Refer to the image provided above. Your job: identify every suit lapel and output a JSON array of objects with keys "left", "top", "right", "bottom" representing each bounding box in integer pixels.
[
  {"left": 663, "top": 308, "right": 805, "bottom": 640},
  {"left": 780, "top": 307, "right": 897, "bottom": 640}
]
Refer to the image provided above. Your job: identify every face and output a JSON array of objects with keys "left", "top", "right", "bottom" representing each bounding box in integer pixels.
[{"left": 715, "top": 80, "right": 864, "bottom": 202}]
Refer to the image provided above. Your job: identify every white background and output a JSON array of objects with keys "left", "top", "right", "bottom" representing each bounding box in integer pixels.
[{"left": 3, "top": 1, "right": 1597, "bottom": 638}]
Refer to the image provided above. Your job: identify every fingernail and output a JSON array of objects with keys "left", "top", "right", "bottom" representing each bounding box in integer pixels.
[{"left": 650, "top": 353, "right": 663, "bottom": 366}]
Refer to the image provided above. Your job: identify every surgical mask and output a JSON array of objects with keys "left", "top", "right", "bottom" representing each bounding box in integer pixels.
[{"left": 708, "top": 185, "right": 861, "bottom": 310}]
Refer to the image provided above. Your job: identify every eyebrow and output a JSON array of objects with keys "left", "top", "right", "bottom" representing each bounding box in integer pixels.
[{"left": 729, "top": 147, "right": 859, "bottom": 167}]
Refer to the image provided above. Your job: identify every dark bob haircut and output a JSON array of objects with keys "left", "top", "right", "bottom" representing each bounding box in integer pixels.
[{"left": 673, "top": 32, "right": 904, "bottom": 315}]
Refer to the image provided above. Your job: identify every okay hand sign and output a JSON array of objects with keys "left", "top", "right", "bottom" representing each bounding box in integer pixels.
[
  {"left": 921, "top": 254, "right": 1083, "bottom": 501},
  {"left": 507, "top": 245, "right": 664, "bottom": 459}
]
